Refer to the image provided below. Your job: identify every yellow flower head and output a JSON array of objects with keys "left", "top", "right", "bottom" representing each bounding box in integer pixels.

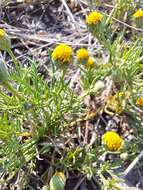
[
  {"left": 52, "top": 44, "right": 73, "bottom": 63},
  {"left": 86, "top": 11, "right": 103, "bottom": 25},
  {"left": 133, "top": 9, "right": 143, "bottom": 18},
  {"left": 0, "top": 29, "right": 5, "bottom": 38},
  {"left": 76, "top": 48, "right": 89, "bottom": 61},
  {"left": 118, "top": 91, "right": 124, "bottom": 97},
  {"left": 86, "top": 57, "right": 95, "bottom": 67},
  {"left": 102, "top": 131, "right": 123, "bottom": 151},
  {"left": 136, "top": 98, "right": 143, "bottom": 106}
]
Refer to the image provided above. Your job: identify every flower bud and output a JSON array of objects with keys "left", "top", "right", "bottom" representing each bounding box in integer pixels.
[
  {"left": 120, "top": 152, "right": 128, "bottom": 160},
  {"left": 76, "top": 48, "right": 89, "bottom": 62}
]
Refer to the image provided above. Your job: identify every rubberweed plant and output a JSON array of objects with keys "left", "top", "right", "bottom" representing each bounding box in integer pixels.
[
  {"left": 110, "top": 39, "right": 143, "bottom": 97},
  {"left": 75, "top": 49, "right": 106, "bottom": 95},
  {"left": 0, "top": 40, "right": 82, "bottom": 181},
  {"left": 0, "top": 7, "right": 143, "bottom": 187},
  {"left": 114, "top": 0, "right": 136, "bottom": 19}
]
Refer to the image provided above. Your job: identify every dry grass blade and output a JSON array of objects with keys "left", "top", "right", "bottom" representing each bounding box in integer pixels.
[{"left": 124, "top": 151, "right": 143, "bottom": 177}]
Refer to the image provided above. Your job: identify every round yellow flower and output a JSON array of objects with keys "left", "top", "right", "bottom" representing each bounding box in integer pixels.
[
  {"left": 136, "top": 98, "right": 143, "bottom": 106},
  {"left": 52, "top": 44, "right": 73, "bottom": 63},
  {"left": 76, "top": 48, "right": 89, "bottom": 61},
  {"left": 118, "top": 92, "right": 124, "bottom": 97},
  {"left": 0, "top": 29, "right": 5, "bottom": 38},
  {"left": 102, "top": 131, "right": 123, "bottom": 151},
  {"left": 133, "top": 9, "right": 143, "bottom": 18},
  {"left": 86, "top": 57, "right": 95, "bottom": 67},
  {"left": 86, "top": 11, "right": 103, "bottom": 25}
]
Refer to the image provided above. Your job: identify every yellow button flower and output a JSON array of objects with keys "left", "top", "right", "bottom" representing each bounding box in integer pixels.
[
  {"left": 86, "top": 11, "right": 103, "bottom": 25},
  {"left": 76, "top": 48, "right": 89, "bottom": 61},
  {"left": 136, "top": 98, "right": 143, "bottom": 106},
  {"left": 133, "top": 9, "right": 143, "bottom": 18},
  {"left": 102, "top": 131, "right": 123, "bottom": 151},
  {"left": 118, "top": 92, "right": 124, "bottom": 97},
  {"left": 52, "top": 44, "right": 73, "bottom": 64},
  {"left": 86, "top": 57, "right": 95, "bottom": 67},
  {"left": 0, "top": 29, "right": 5, "bottom": 38}
]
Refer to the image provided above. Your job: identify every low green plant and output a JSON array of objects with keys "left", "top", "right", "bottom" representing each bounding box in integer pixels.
[{"left": 0, "top": 5, "right": 143, "bottom": 189}]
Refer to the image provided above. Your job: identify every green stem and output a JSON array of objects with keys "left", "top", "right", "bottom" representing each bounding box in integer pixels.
[
  {"left": 100, "top": 34, "right": 113, "bottom": 64},
  {"left": 61, "top": 66, "right": 67, "bottom": 82},
  {"left": 7, "top": 48, "right": 20, "bottom": 73},
  {"left": 51, "top": 60, "right": 56, "bottom": 87}
]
